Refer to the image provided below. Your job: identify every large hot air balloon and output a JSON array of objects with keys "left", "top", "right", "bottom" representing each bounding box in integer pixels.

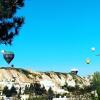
[{"left": 1, "top": 50, "right": 14, "bottom": 64}]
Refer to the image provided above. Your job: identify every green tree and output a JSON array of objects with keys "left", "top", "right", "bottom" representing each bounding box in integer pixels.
[
  {"left": 18, "top": 87, "right": 21, "bottom": 99},
  {"left": 29, "top": 83, "right": 34, "bottom": 94},
  {"left": 24, "top": 85, "right": 30, "bottom": 94},
  {"left": 41, "top": 86, "right": 46, "bottom": 95},
  {"left": 67, "top": 86, "right": 75, "bottom": 93},
  {"left": 33, "top": 83, "right": 47, "bottom": 95},
  {"left": 0, "top": 0, "right": 24, "bottom": 45},
  {"left": 10, "top": 86, "right": 17, "bottom": 96},
  {"left": 34, "top": 83, "right": 42, "bottom": 95},
  {"left": 47, "top": 87, "right": 54, "bottom": 100},
  {"left": 92, "top": 72, "right": 100, "bottom": 99},
  {"left": 3, "top": 86, "right": 9, "bottom": 96},
  {"left": 3, "top": 85, "right": 17, "bottom": 97}
]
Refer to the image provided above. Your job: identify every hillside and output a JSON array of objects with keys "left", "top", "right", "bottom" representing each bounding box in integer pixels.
[{"left": 0, "top": 67, "right": 90, "bottom": 94}]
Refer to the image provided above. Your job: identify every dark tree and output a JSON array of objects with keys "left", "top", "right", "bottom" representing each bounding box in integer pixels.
[
  {"left": 10, "top": 86, "right": 17, "bottom": 96},
  {"left": 24, "top": 83, "right": 47, "bottom": 96},
  {"left": 3, "top": 86, "right": 9, "bottom": 96},
  {"left": 67, "top": 86, "right": 76, "bottom": 93},
  {"left": 84, "top": 85, "right": 94, "bottom": 93},
  {"left": 41, "top": 86, "right": 47, "bottom": 95},
  {"left": 3, "top": 85, "right": 17, "bottom": 97},
  {"left": 0, "top": 0, "right": 24, "bottom": 45},
  {"left": 33, "top": 82, "right": 46, "bottom": 95},
  {"left": 47, "top": 87, "right": 54, "bottom": 100},
  {"left": 34, "top": 83, "right": 42, "bottom": 95},
  {"left": 18, "top": 87, "right": 21, "bottom": 99},
  {"left": 29, "top": 83, "right": 34, "bottom": 94},
  {"left": 24, "top": 85, "right": 30, "bottom": 94}
]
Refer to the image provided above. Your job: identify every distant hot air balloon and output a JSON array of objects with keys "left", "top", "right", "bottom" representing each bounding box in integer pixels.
[
  {"left": 86, "top": 58, "right": 91, "bottom": 64},
  {"left": 91, "top": 47, "right": 96, "bottom": 52},
  {"left": 1, "top": 50, "right": 14, "bottom": 64}
]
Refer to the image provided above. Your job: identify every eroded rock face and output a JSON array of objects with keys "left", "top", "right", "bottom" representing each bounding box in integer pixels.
[{"left": 0, "top": 67, "right": 90, "bottom": 94}]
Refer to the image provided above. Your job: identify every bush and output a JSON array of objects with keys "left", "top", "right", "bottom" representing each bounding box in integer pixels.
[{"left": 28, "top": 96, "right": 47, "bottom": 100}]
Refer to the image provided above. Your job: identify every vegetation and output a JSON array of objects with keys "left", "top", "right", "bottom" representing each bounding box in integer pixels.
[
  {"left": 47, "top": 87, "right": 54, "bottom": 100},
  {"left": 92, "top": 72, "right": 100, "bottom": 99},
  {"left": 26, "top": 85, "right": 55, "bottom": 100},
  {"left": 24, "top": 83, "right": 46, "bottom": 96},
  {"left": 3, "top": 85, "right": 17, "bottom": 97},
  {"left": 61, "top": 82, "right": 95, "bottom": 99},
  {"left": 0, "top": 0, "right": 24, "bottom": 45},
  {"left": 61, "top": 72, "right": 100, "bottom": 99},
  {"left": 28, "top": 96, "right": 48, "bottom": 100},
  {"left": 17, "top": 87, "right": 21, "bottom": 99}
]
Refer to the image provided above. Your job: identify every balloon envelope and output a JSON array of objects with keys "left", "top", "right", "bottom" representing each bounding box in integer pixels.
[
  {"left": 86, "top": 58, "right": 91, "bottom": 64},
  {"left": 91, "top": 47, "right": 96, "bottom": 52},
  {"left": 3, "top": 51, "right": 14, "bottom": 64}
]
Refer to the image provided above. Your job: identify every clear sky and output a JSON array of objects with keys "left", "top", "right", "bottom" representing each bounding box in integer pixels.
[{"left": 0, "top": 0, "right": 100, "bottom": 76}]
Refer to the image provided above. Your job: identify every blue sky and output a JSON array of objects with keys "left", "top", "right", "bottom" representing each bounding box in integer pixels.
[{"left": 0, "top": 0, "right": 100, "bottom": 76}]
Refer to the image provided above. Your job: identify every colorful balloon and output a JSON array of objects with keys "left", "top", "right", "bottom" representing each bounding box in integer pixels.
[{"left": 2, "top": 51, "right": 14, "bottom": 64}]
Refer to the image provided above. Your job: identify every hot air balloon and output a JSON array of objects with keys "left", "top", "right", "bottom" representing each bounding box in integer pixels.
[
  {"left": 1, "top": 50, "right": 14, "bottom": 64},
  {"left": 86, "top": 58, "right": 91, "bottom": 64},
  {"left": 91, "top": 47, "right": 96, "bottom": 52}
]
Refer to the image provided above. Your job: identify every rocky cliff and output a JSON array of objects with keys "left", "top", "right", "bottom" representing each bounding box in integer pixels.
[{"left": 0, "top": 67, "right": 90, "bottom": 94}]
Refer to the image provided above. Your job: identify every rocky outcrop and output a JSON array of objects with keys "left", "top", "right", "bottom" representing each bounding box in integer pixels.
[{"left": 0, "top": 67, "right": 90, "bottom": 94}]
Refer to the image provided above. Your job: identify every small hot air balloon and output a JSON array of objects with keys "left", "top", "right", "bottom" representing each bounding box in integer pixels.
[
  {"left": 86, "top": 58, "right": 91, "bottom": 64},
  {"left": 1, "top": 50, "right": 14, "bottom": 64},
  {"left": 91, "top": 47, "right": 96, "bottom": 52},
  {"left": 71, "top": 68, "right": 78, "bottom": 75}
]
